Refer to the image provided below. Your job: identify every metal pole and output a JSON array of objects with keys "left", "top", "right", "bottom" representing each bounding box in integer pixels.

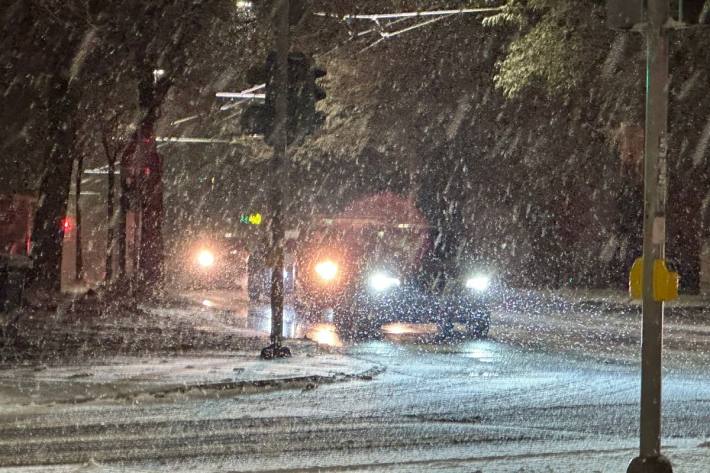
[
  {"left": 74, "top": 154, "right": 83, "bottom": 282},
  {"left": 106, "top": 156, "right": 115, "bottom": 282},
  {"left": 262, "top": 0, "right": 291, "bottom": 359},
  {"left": 628, "top": 0, "right": 672, "bottom": 471}
]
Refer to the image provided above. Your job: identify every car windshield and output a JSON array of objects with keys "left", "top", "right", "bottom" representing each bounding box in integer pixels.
[{"left": 2, "top": 1, "right": 710, "bottom": 472}]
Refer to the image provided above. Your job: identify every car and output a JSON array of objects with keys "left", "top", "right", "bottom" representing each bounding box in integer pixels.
[
  {"left": 334, "top": 272, "right": 492, "bottom": 340},
  {"left": 283, "top": 193, "right": 493, "bottom": 340},
  {"left": 168, "top": 233, "right": 248, "bottom": 290}
]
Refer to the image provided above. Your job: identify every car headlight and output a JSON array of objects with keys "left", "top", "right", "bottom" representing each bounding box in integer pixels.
[
  {"left": 315, "top": 260, "right": 338, "bottom": 282},
  {"left": 196, "top": 249, "right": 215, "bottom": 268},
  {"left": 466, "top": 274, "right": 491, "bottom": 292},
  {"left": 369, "top": 272, "right": 401, "bottom": 292}
]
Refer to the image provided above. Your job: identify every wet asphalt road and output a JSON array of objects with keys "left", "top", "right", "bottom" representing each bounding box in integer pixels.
[{"left": 2, "top": 291, "right": 710, "bottom": 472}]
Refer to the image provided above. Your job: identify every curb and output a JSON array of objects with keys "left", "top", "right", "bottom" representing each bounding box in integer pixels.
[{"left": 53, "top": 364, "right": 386, "bottom": 405}]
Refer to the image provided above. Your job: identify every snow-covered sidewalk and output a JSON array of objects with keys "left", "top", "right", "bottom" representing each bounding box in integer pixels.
[
  {"left": 541, "top": 287, "right": 710, "bottom": 310},
  {"left": 0, "top": 288, "right": 382, "bottom": 407},
  {"left": 0, "top": 351, "right": 382, "bottom": 407},
  {"left": 490, "top": 288, "right": 710, "bottom": 367},
  {"left": 1, "top": 288, "right": 272, "bottom": 362}
]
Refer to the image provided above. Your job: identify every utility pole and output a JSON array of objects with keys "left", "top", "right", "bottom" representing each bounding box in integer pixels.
[
  {"left": 105, "top": 143, "right": 116, "bottom": 283},
  {"left": 261, "top": 0, "right": 291, "bottom": 359},
  {"left": 74, "top": 154, "right": 83, "bottom": 282},
  {"left": 628, "top": 0, "right": 672, "bottom": 471}
]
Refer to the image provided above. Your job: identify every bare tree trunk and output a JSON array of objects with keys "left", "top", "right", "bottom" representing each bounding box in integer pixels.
[
  {"left": 117, "top": 135, "right": 137, "bottom": 279},
  {"left": 415, "top": 151, "right": 465, "bottom": 294},
  {"left": 29, "top": 75, "right": 78, "bottom": 292},
  {"left": 136, "top": 119, "right": 164, "bottom": 286},
  {"left": 125, "top": 0, "right": 212, "bottom": 289}
]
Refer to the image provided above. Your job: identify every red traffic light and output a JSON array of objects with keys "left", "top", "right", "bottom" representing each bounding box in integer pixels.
[{"left": 61, "top": 216, "right": 75, "bottom": 233}]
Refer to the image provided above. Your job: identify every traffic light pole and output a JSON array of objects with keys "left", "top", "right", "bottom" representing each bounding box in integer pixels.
[
  {"left": 261, "top": 0, "right": 291, "bottom": 359},
  {"left": 628, "top": 0, "right": 672, "bottom": 471}
]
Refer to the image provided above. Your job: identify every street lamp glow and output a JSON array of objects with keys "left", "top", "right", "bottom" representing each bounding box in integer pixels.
[
  {"left": 315, "top": 260, "right": 338, "bottom": 282},
  {"left": 196, "top": 249, "right": 215, "bottom": 268}
]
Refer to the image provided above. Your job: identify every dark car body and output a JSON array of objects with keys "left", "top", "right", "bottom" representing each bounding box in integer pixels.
[{"left": 329, "top": 277, "right": 491, "bottom": 339}]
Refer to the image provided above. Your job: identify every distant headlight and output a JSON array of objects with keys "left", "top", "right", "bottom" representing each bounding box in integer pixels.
[
  {"left": 369, "top": 272, "right": 401, "bottom": 292},
  {"left": 196, "top": 249, "right": 215, "bottom": 268},
  {"left": 315, "top": 260, "right": 338, "bottom": 282},
  {"left": 466, "top": 274, "right": 491, "bottom": 292}
]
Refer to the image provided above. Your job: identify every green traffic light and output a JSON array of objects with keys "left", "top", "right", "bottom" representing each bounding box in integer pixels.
[{"left": 240, "top": 213, "right": 262, "bottom": 225}]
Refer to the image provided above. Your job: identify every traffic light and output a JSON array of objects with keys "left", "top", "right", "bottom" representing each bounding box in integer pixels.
[
  {"left": 284, "top": 52, "right": 327, "bottom": 141},
  {"left": 240, "top": 55, "right": 276, "bottom": 138},
  {"left": 240, "top": 213, "right": 263, "bottom": 225},
  {"left": 240, "top": 51, "right": 327, "bottom": 144},
  {"left": 61, "top": 216, "right": 74, "bottom": 234},
  {"left": 292, "top": 53, "right": 327, "bottom": 137}
]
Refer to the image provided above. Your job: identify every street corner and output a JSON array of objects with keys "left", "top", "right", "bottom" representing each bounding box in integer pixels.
[
  {"left": 168, "top": 348, "right": 385, "bottom": 398},
  {"left": 0, "top": 347, "right": 384, "bottom": 408}
]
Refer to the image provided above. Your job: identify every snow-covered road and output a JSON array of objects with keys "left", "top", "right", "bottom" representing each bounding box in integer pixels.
[
  {"left": 2, "top": 335, "right": 710, "bottom": 472},
  {"left": 3, "top": 288, "right": 710, "bottom": 472}
]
